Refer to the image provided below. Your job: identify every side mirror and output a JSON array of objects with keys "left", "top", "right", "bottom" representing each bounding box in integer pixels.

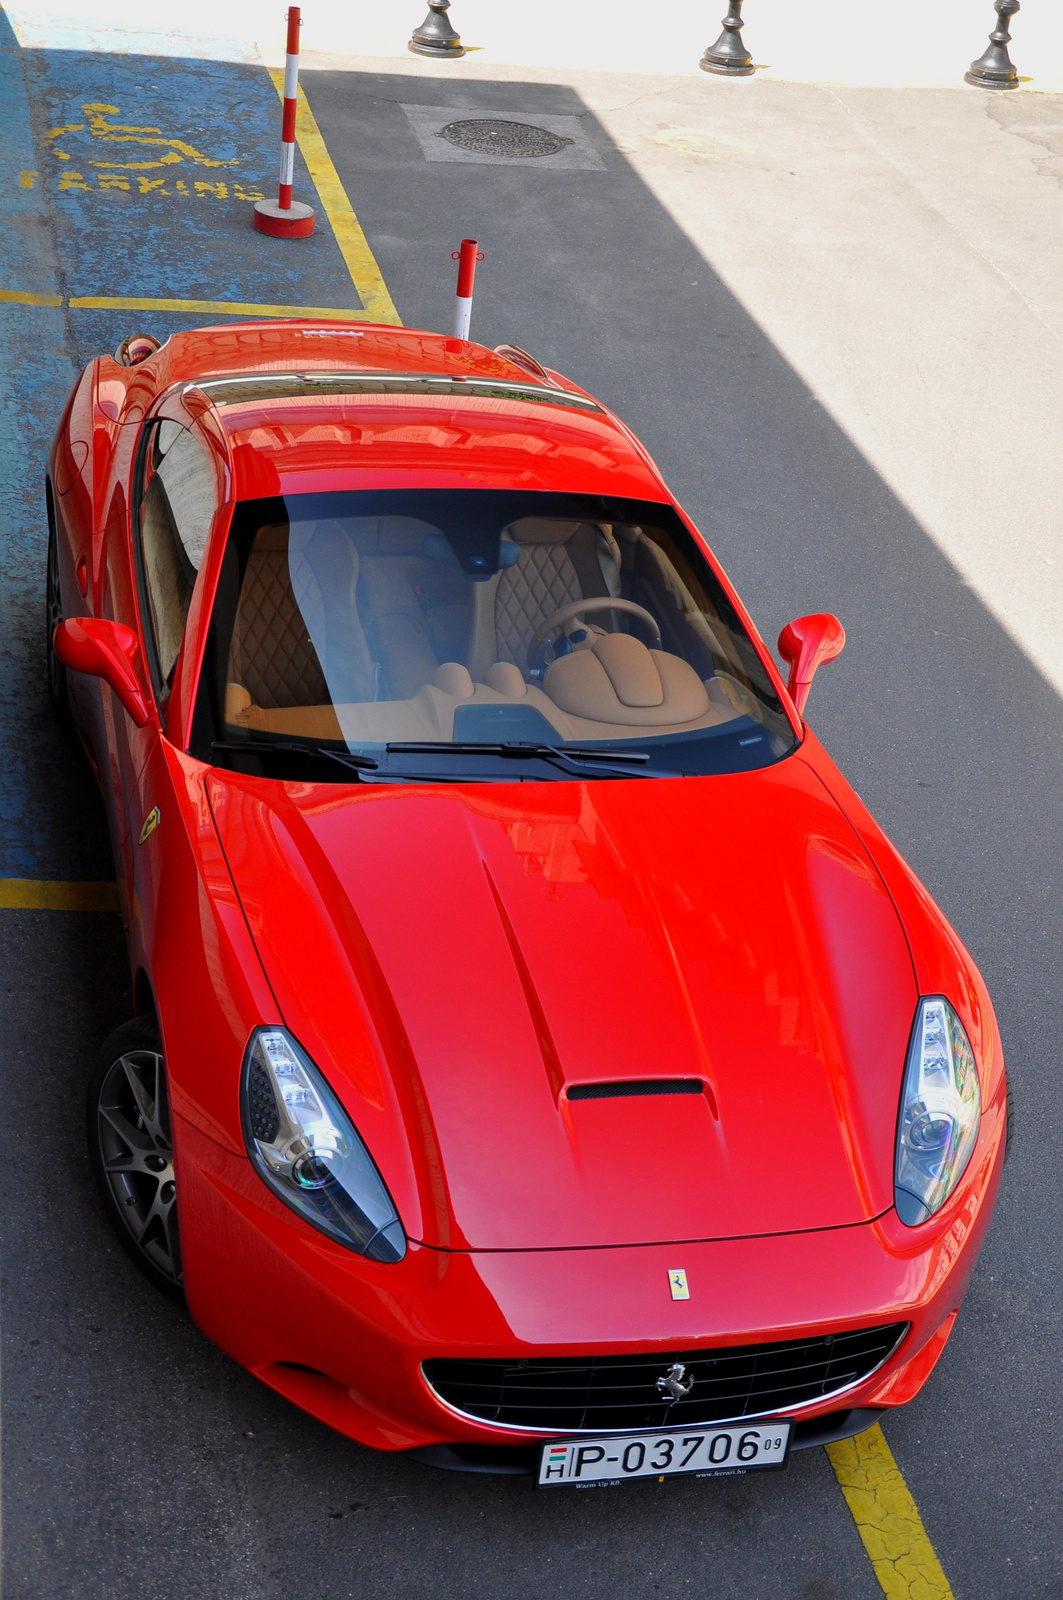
[
  {"left": 777, "top": 613, "right": 845, "bottom": 715},
  {"left": 53, "top": 617, "right": 151, "bottom": 728}
]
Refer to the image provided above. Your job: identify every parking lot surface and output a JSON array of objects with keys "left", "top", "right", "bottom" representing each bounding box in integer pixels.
[{"left": 2, "top": 13, "right": 1061, "bottom": 1597}]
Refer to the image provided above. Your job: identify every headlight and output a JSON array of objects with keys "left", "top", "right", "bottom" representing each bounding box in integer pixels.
[
  {"left": 895, "top": 997, "right": 981, "bottom": 1225},
  {"left": 241, "top": 1028, "right": 406, "bottom": 1262}
]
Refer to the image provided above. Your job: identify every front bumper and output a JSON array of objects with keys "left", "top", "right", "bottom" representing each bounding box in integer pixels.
[{"left": 175, "top": 1095, "right": 1004, "bottom": 1454}]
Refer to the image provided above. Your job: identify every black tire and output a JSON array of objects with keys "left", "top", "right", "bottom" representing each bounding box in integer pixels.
[
  {"left": 86, "top": 1015, "right": 185, "bottom": 1304},
  {"left": 45, "top": 488, "right": 69, "bottom": 718}
]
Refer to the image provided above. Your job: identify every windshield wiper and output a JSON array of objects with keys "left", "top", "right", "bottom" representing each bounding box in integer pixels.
[
  {"left": 385, "top": 741, "right": 677, "bottom": 779},
  {"left": 209, "top": 738, "right": 676, "bottom": 783},
  {"left": 210, "top": 740, "right": 379, "bottom": 775}
]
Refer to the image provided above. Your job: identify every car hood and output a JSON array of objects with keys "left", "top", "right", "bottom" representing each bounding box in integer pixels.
[{"left": 207, "top": 752, "right": 916, "bottom": 1250}]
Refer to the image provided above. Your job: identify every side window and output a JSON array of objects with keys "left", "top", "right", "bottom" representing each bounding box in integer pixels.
[{"left": 136, "top": 420, "right": 216, "bottom": 696}]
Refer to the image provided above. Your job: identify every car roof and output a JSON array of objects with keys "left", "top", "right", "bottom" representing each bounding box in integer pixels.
[{"left": 145, "top": 322, "right": 668, "bottom": 503}]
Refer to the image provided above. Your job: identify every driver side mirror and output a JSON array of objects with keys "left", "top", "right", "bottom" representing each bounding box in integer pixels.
[
  {"left": 777, "top": 613, "right": 845, "bottom": 716},
  {"left": 53, "top": 617, "right": 151, "bottom": 728}
]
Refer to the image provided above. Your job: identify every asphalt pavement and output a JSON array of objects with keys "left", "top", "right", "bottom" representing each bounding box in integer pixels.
[{"left": 1, "top": 27, "right": 1060, "bottom": 1600}]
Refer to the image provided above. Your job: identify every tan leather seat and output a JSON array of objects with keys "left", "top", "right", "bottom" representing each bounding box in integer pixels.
[
  {"left": 227, "top": 522, "right": 375, "bottom": 710},
  {"left": 352, "top": 518, "right": 465, "bottom": 700},
  {"left": 466, "top": 519, "right": 622, "bottom": 678}
]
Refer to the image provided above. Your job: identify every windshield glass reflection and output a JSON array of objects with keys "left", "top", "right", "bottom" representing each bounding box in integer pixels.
[{"left": 195, "top": 489, "right": 796, "bottom": 781}]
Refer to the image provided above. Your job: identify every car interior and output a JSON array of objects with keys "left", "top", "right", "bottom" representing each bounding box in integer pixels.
[
  {"left": 138, "top": 420, "right": 216, "bottom": 684},
  {"left": 215, "top": 514, "right": 771, "bottom": 747}
]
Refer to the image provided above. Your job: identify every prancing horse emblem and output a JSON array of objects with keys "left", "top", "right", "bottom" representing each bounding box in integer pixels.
[{"left": 656, "top": 1363, "right": 695, "bottom": 1401}]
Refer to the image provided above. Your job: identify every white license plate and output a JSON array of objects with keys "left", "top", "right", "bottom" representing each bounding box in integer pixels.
[{"left": 537, "top": 1421, "right": 792, "bottom": 1487}]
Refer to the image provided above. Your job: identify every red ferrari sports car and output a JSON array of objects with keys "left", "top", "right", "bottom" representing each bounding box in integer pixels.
[{"left": 46, "top": 320, "right": 1007, "bottom": 1484}]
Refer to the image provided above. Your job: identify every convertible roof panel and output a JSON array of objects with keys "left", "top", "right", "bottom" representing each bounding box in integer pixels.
[{"left": 144, "top": 322, "right": 665, "bottom": 501}]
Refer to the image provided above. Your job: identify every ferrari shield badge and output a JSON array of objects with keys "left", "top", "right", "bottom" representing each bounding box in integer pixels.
[
  {"left": 668, "top": 1269, "right": 690, "bottom": 1301},
  {"left": 138, "top": 806, "right": 160, "bottom": 845}
]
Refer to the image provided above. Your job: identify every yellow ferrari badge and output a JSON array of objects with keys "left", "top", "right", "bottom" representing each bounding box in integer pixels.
[
  {"left": 668, "top": 1269, "right": 690, "bottom": 1301},
  {"left": 138, "top": 806, "right": 160, "bottom": 845}
]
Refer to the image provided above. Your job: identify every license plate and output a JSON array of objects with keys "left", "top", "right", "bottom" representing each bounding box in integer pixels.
[{"left": 537, "top": 1421, "right": 792, "bottom": 1487}]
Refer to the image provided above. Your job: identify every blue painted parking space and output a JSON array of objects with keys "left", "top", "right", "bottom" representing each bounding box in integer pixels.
[
  {"left": 19, "top": 47, "right": 362, "bottom": 331},
  {"left": 0, "top": 8, "right": 100, "bottom": 880},
  {"left": 0, "top": 6, "right": 393, "bottom": 879}
]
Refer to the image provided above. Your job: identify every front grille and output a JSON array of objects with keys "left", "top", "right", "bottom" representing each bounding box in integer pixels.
[{"left": 422, "top": 1323, "right": 907, "bottom": 1433}]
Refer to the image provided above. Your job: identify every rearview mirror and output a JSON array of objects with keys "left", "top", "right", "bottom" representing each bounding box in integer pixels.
[
  {"left": 777, "top": 613, "right": 845, "bottom": 715},
  {"left": 53, "top": 617, "right": 151, "bottom": 728}
]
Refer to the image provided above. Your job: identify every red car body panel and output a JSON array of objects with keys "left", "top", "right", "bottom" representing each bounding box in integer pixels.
[
  {"left": 225, "top": 396, "right": 666, "bottom": 504},
  {"left": 205, "top": 751, "right": 917, "bottom": 1250},
  {"left": 47, "top": 320, "right": 1007, "bottom": 1456},
  {"left": 175, "top": 1105, "right": 1002, "bottom": 1452}
]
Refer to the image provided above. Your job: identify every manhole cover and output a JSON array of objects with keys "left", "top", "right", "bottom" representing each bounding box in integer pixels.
[{"left": 436, "top": 118, "right": 574, "bottom": 158}]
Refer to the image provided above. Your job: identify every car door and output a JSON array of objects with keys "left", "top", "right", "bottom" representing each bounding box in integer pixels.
[
  {"left": 76, "top": 362, "right": 165, "bottom": 915},
  {"left": 119, "top": 409, "right": 221, "bottom": 961},
  {"left": 50, "top": 363, "right": 94, "bottom": 597}
]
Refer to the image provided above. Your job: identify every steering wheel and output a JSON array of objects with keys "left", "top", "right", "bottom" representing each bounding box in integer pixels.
[{"left": 526, "top": 598, "right": 661, "bottom": 670}]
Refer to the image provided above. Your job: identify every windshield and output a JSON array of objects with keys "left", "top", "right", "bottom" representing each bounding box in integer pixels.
[{"left": 192, "top": 489, "right": 796, "bottom": 782}]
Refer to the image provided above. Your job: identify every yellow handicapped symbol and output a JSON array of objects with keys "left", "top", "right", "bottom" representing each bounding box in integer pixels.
[
  {"left": 43, "top": 101, "right": 265, "bottom": 200},
  {"left": 46, "top": 103, "right": 237, "bottom": 170}
]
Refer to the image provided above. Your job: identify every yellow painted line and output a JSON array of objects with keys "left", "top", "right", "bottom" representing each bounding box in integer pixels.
[
  {"left": 67, "top": 295, "right": 372, "bottom": 320},
  {"left": 0, "top": 288, "right": 62, "bottom": 307},
  {"left": 270, "top": 70, "right": 401, "bottom": 328},
  {"left": 0, "top": 879, "right": 119, "bottom": 911},
  {"left": 826, "top": 1424, "right": 955, "bottom": 1599}
]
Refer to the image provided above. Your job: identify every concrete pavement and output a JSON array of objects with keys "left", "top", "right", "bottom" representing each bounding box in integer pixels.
[
  {"left": 7, "top": 0, "right": 1063, "bottom": 89},
  {"left": 293, "top": 51, "right": 1063, "bottom": 701},
  {"left": 2, "top": 11, "right": 1063, "bottom": 1598},
  {"left": 12, "top": 0, "right": 1061, "bottom": 693}
]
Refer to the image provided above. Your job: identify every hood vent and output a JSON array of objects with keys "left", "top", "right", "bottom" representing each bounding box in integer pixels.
[{"left": 567, "top": 1079, "right": 704, "bottom": 1101}]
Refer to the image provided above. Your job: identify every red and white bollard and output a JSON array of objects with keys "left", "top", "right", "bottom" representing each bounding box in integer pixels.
[
  {"left": 254, "top": 7, "right": 316, "bottom": 239},
  {"left": 452, "top": 238, "right": 483, "bottom": 339}
]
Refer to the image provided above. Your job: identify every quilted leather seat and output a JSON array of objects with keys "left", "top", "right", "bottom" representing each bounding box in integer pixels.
[
  {"left": 228, "top": 522, "right": 375, "bottom": 709},
  {"left": 490, "top": 520, "right": 621, "bottom": 670}
]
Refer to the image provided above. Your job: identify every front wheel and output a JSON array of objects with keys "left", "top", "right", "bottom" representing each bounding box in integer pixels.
[{"left": 86, "top": 1016, "right": 185, "bottom": 1304}]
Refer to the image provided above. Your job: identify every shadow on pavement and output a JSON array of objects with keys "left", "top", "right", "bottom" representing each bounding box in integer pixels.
[{"left": 1, "top": 61, "right": 1058, "bottom": 1600}]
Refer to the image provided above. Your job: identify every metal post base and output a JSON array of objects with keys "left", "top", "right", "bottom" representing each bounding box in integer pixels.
[
  {"left": 409, "top": 0, "right": 465, "bottom": 58},
  {"left": 965, "top": 0, "right": 1020, "bottom": 89},
  {"left": 700, "top": 0, "right": 754, "bottom": 76}
]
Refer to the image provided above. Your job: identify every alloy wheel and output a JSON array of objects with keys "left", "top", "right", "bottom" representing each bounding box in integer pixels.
[{"left": 89, "top": 1025, "right": 184, "bottom": 1300}]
